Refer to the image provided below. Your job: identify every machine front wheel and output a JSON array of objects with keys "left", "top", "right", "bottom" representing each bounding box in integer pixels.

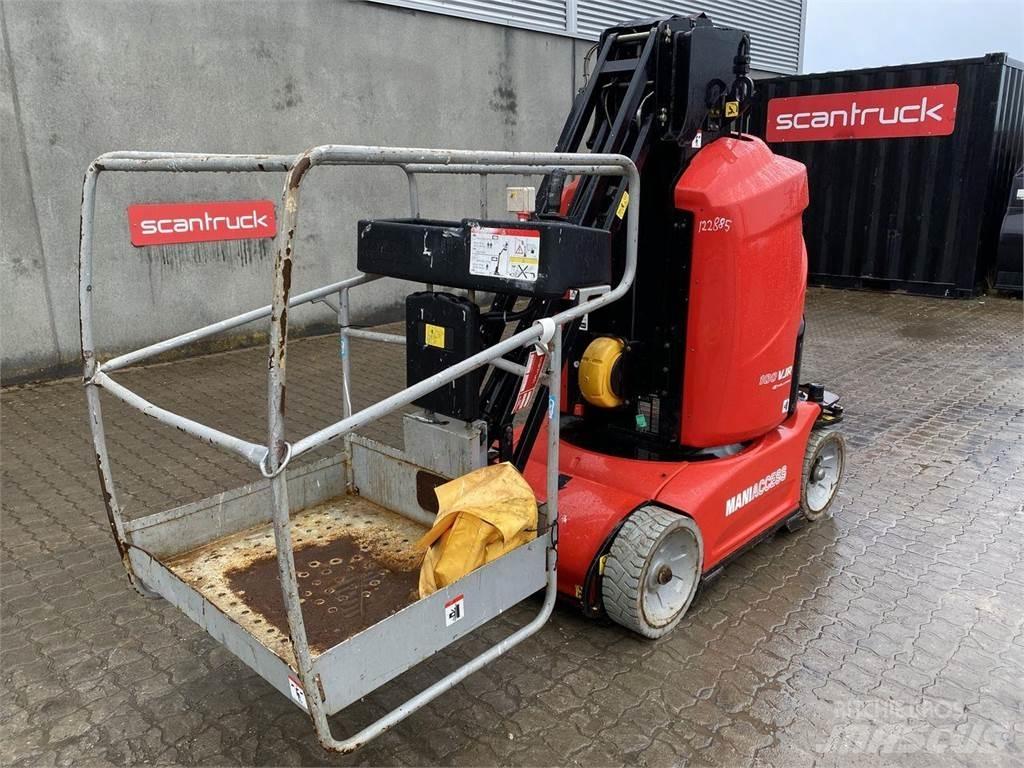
[
  {"left": 602, "top": 506, "right": 703, "bottom": 639},
  {"left": 800, "top": 427, "right": 846, "bottom": 521}
]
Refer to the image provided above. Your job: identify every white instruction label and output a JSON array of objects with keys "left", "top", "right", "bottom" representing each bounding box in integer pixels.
[
  {"left": 469, "top": 226, "right": 540, "bottom": 283},
  {"left": 445, "top": 593, "right": 465, "bottom": 626},
  {"left": 288, "top": 675, "right": 308, "bottom": 711}
]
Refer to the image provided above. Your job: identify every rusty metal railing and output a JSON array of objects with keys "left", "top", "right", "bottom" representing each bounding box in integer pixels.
[{"left": 79, "top": 145, "right": 639, "bottom": 751}]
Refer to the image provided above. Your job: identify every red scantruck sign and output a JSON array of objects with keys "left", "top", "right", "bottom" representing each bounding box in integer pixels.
[
  {"left": 766, "top": 84, "right": 959, "bottom": 143},
  {"left": 127, "top": 200, "right": 276, "bottom": 247}
]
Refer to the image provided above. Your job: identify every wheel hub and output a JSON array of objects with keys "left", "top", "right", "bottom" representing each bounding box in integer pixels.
[
  {"left": 642, "top": 528, "right": 699, "bottom": 628},
  {"left": 806, "top": 441, "right": 842, "bottom": 512},
  {"left": 656, "top": 565, "right": 673, "bottom": 585}
]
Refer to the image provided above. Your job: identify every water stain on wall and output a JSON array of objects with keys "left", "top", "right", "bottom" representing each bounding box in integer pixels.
[
  {"left": 489, "top": 29, "right": 518, "bottom": 143},
  {"left": 148, "top": 238, "right": 273, "bottom": 270},
  {"left": 273, "top": 77, "right": 302, "bottom": 110},
  {"left": 251, "top": 39, "right": 275, "bottom": 62}
]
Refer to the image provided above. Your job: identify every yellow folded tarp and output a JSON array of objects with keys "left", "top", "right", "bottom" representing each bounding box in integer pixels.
[{"left": 417, "top": 462, "right": 538, "bottom": 598}]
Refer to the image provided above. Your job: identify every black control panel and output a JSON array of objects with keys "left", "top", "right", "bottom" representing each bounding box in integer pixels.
[{"left": 359, "top": 218, "right": 610, "bottom": 297}]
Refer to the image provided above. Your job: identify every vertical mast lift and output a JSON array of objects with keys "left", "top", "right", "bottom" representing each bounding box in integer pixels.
[{"left": 81, "top": 13, "right": 844, "bottom": 753}]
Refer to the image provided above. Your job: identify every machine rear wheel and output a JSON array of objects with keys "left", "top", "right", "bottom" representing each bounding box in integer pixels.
[
  {"left": 800, "top": 428, "right": 846, "bottom": 521},
  {"left": 602, "top": 506, "right": 703, "bottom": 639}
]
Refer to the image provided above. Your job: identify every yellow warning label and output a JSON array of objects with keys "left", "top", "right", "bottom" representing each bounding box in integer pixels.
[
  {"left": 510, "top": 242, "right": 532, "bottom": 264},
  {"left": 615, "top": 190, "right": 630, "bottom": 220},
  {"left": 725, "top": 101, "right": 739, "bottom": 118},
  {"left": 424, "top": 323, "right": 446, "bottom": 348}
]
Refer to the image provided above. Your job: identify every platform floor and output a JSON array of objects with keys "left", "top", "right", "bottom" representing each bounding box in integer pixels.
[
  {"left": 165, "top": 494, "right": 425, "bottom": 662},
  {"left": 2, "top": 288, "right": 1023, "bottom": 767}
]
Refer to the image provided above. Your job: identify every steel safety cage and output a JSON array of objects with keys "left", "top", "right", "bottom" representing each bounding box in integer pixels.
[{"left": 78, "top": 144, "right": 640, "bottom": 752}]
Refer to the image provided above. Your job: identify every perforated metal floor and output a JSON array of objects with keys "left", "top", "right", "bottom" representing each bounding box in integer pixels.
[{"left": 165, "top": 494, "right": 426, "bottom": 661}]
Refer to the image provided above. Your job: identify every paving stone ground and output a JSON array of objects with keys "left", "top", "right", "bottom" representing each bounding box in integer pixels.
[{"left": 1, "top": 288, "right": 1022, "bottom": 767}]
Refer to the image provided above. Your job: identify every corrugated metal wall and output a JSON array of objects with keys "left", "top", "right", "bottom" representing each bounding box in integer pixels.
[
  {"left": 370, "top": 1, "right": 804, "bottom": 74},
  {"left": 747, "top": 54, "right": 1024, "bottom": 297},
  {"left": 575, "top": 2, "right": 803, "bottom": 74},
  {"left": 371, "top": 0, "right": 568, "bottom": 34},
  {"left": 984, "top": 63, "right": 1024, "bottom": 289}
]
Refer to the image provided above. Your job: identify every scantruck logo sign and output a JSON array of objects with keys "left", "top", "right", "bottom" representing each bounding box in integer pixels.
[
  {"left": 766, "top": 84, "right": 959, "bottom": 142},
  {"left": 127, "top": 200, "right": 277, "bottom": 246}
]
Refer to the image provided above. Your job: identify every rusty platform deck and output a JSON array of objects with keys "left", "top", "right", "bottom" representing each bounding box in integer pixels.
[{"left": 165, "top": 494, "right": 428, "bottom": 664}]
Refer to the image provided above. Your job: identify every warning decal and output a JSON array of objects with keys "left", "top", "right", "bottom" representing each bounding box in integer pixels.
[
  {"left": 288, "top": 675, "right": 309, "bottom": 711},
  {"left": 615, "top": 191, "right": 629, "bottom": 220},
  {"left": 513, "top": 350, "right": 547, "bottom": 414},
  {"left": 424, "top": 323, "right": 446, "bottom": 349},
  {"left": 445, "top": 594, "right": 465, "bottom": 626},
  {"left": 469, "top": 227, "right": 540, "bottom": 283}
]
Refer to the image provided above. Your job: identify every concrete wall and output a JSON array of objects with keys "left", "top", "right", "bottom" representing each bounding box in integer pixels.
[{"left": 0, "top": 0, "right": 587, "bottom": 383}]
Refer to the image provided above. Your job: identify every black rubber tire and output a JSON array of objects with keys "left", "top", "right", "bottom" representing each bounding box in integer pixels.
[
  {"left": 800, "top": 427, "right": 846, "bottom": 522},
  {"left": 601, "top": 505, "right": 703, "bottom": 639}
]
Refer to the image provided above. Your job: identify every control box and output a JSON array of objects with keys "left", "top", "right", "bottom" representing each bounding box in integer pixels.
[
  {"left": 358, "top": 218, "right": 610, "bottom": 297},
  {"left": 406, "top": 292, "right": 483, "bottom": 420}
]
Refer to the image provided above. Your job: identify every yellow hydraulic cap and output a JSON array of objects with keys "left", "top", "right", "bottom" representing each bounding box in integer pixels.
[{"left": 578, "top": 336, "right": 625, "bottom": 408}]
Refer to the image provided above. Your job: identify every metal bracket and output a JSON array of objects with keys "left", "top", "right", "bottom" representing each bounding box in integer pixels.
[
  {"left": 533, "top": 317, "right": 556, "bottom": 356},
  {"left": 259, "top": 442, "right": 293, "bottom": 479}
]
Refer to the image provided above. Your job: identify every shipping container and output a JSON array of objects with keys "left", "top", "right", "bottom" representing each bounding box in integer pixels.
[
  {"left": 995, "top": 168, "right": 1023, "bottom": 293},
  {"left": 747, "top": 53, "right": 1024, "bottom": 297}
]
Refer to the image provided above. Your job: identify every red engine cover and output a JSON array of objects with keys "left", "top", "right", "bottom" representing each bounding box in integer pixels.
[{"left": 675, "top": 136, "right": 809, "bottom": 447}]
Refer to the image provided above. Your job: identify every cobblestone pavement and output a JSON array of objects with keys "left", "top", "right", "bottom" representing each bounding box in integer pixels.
[{"left": 2, "top": 288, "right": 1022, "bottom": 767}]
